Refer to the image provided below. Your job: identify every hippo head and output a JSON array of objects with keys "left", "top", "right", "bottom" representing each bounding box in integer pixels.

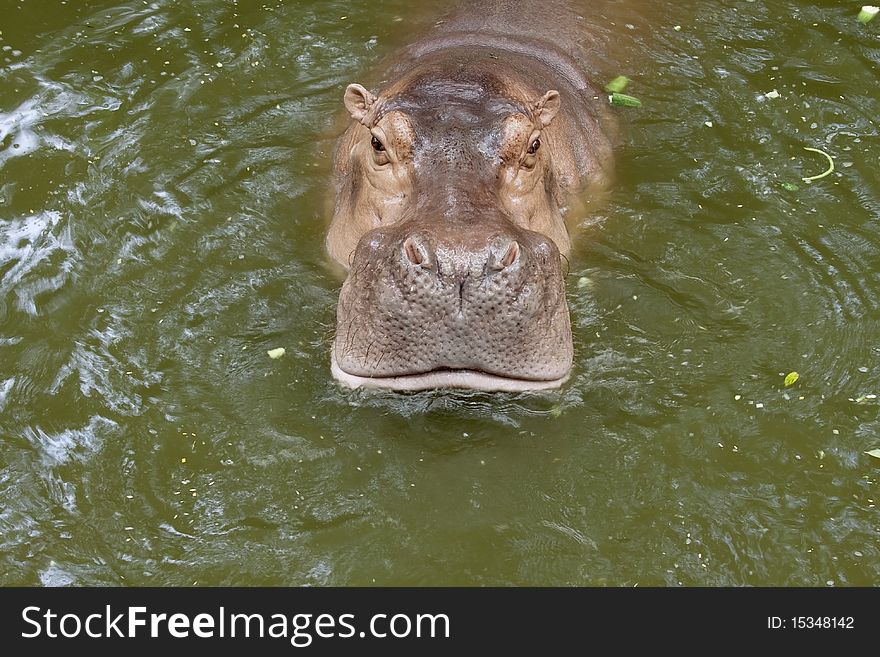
[{"left": 328, "top": 68, "right": 573, "bottom": 392}]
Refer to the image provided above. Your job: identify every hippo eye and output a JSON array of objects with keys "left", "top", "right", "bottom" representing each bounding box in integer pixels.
[
  {"left": 371, "top": 136, "right": 385, "bottom": 152},
  {"left": 527, "top": 138, "right": 541, "bottom": 155}
]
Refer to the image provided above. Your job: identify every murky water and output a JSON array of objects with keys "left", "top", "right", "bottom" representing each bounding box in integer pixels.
[{"left": 1, "top": 0, "right": 879, "bottom": 586}]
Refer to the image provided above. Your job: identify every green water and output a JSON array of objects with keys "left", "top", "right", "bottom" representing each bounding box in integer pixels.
[{"left": 1, "top": 0, "right": 879, "bottom": 586}]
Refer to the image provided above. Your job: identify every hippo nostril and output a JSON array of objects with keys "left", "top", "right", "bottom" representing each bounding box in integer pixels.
[
  {"left": 488, "top": 239, "right": 520, "bottom": 271},
  {"left": 500, "top": 240, "right": 520, "bottom": 268},
  {"left": 402, "top": 235, "right": 431, "bottom": 269},
  {"left": 403, "top": 238, "right": 421, "bottom": 265}
]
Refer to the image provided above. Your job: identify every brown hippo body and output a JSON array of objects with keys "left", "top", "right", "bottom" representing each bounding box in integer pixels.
[{"left": 328, "top": 0, "right": 615, "bottom": 391}]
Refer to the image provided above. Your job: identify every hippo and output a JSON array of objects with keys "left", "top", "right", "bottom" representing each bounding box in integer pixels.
[{"left": 327, "top": 0, "right": 615, "bottom": 391}]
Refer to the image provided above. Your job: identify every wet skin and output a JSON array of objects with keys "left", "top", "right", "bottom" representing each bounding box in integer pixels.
[{"left": 327, "top": 0, "right": 614, "bottom": 391}]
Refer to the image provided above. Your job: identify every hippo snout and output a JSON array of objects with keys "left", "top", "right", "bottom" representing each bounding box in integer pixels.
[{"left": 332, "top": 221, "right": 573, "bottom": 391}]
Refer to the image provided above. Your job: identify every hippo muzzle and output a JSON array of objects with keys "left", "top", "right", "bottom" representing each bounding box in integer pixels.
[{"left": 332, "top": 211, "right": 572, "bottom": 392}]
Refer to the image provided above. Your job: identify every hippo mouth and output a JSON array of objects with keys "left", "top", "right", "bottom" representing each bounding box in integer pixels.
[
  {"left": 331, "top": 220, "right": 573, "bottom": 393},
  {"left": 331, "top": 344, "right": 570, "bottom": 392}
]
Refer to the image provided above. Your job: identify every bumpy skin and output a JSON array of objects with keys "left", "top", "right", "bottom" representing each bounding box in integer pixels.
[
  {"left": 328, "top": 0, "right": 614, "bottom": 391},
  {"left": 335, "top": 214, "right": 572, "bottom": 380}
]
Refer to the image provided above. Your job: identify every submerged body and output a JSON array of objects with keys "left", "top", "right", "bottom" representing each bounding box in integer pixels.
[{"left": 328, "top": 0, "right": 615, "bottom": 391}]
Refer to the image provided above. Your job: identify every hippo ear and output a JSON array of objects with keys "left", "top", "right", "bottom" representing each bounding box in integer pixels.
[
  {"left": 532, "top": 90, "right": 561, "bottom": 128},
  {"left": 344, "top": 83, "right": 376, "bottom": 125}
]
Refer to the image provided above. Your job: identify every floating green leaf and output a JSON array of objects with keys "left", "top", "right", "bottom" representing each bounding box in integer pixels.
[
  {"left": 781, "top": 182, "right": 800, "bottom": 192},
  {"left": 801, "top": 147, "right": 834, "bottom": 183},
  {"left": 865, "top": 448, "right": 880, "bottom": 459},
  {"left": 267, "top": 347, "right": 286, "bottom": 359},
  {"left": 609, "top": 92, "right": 642, "bottom": 108},
  {"left": 858, "top": 6, "right": 879, "bottom": 24},
  {"left": 604, "top": 76, "right": 630, "bottom": 93},
  {"left": 784, "top": 371, "right": 799, "bottom": 387}
]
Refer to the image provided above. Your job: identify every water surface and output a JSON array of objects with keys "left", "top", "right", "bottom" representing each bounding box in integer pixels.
[{"left": 1, "top": 0, "right": 879, "bottom": 586}]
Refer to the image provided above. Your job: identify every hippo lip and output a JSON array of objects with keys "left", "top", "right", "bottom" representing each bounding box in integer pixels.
[{"left": 331, "top": 345, "right": 569, "bottom": 392}]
